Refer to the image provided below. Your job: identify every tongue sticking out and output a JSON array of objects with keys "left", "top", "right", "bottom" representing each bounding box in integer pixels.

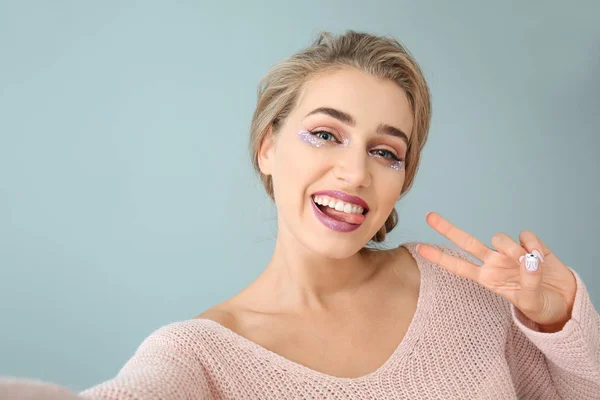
[{"left": 318, "top": 204, "right": 366, "bottom": 225}]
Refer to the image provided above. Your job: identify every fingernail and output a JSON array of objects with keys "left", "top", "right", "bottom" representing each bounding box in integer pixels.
[
  {"left": 519, "top": 255, "right": 525, "bottom": 263},
  {"left": 532, "top": 249, "right": 544, "bottom": 262},
  {"left": 525, "top": 254, "right": 539, "bottom": 272}
]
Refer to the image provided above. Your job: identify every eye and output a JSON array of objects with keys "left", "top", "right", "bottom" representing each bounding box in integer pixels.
[
  {"left": 310, "top": 129, "right": 339, "bottom": 142},
  {"left": 371, "top": 148, "right": 402, "bottom": 162}
]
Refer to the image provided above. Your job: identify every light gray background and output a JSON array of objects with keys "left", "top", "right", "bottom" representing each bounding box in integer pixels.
[{"left": 1, "top": 0, "right": 598, "bottom": 392}]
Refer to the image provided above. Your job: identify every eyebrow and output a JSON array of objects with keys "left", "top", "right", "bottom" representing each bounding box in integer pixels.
[{"left": 304, "top": 107, "right": 409, "bottom": 145}]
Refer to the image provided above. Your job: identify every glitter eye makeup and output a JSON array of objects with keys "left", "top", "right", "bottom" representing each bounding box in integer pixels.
[
  {"left": 296, "top": 129, "right": 349, "bottom": 147},
  {"left": 390, "top": 159, "right": 404, "bottom": 172},
  {"left": 296, "top": 129, "right": 404, "bottom": 172}
]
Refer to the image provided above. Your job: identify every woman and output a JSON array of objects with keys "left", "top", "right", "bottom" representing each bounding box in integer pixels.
[{"left": 2, "top": 30, "right": 599, "bottom": 399}]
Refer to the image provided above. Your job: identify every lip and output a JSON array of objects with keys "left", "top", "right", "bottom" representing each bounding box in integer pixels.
[
  {"left": 311, "top": 190, "right": 370, "bottom": 212},
  {"left": 310, "top": 198, "right": 363, "bottom": 232}
]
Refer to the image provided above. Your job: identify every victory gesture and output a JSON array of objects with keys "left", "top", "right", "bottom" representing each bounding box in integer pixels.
[{"left": 417, "top": 212, "right": 578, "bottom": 333}]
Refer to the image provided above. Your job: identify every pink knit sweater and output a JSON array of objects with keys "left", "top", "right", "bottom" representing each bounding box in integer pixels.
[{"left": 2, "top": 242, "right": 599, "bottom": 399}]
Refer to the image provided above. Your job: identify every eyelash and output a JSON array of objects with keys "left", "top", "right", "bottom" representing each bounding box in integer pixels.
[{"left": 309, "top": 129, "right": 403, "bottom": 162}]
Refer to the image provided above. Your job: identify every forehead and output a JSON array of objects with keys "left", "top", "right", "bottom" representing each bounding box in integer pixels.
[{"left": 294, "top": 67, "right": 414, "bottom": 138}]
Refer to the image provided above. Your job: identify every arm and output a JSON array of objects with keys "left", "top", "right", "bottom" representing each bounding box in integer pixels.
[
  {"left": 0, "top": 378, "right": 82, "bottom": 400},
  {"left": 417, "top": 212, "right": 600, "bottom": 399},
  {"left": 79, "top": 323, "right": 212, "bottom": 399},
  {"left": 0, "top": 322, "right": 213, "bottom": 400},
  {"left": 505, "top": 267, "right": 600, "bottom": 399},
  {"left": 430, "top": 243, "right": 599, "bottom": 398}
]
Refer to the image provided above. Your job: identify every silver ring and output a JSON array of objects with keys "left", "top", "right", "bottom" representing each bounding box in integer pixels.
[{"left": 524, "top": 253, "right": 540, "bottom": 272}]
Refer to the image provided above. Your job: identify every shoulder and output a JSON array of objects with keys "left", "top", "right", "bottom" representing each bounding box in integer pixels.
[
  {"left": 410, "top": 241, "right": 513, "bottom": 322},
  {"left": 194, "top": 306, "right": 240, "bottom": 332},
  {"left": 397, "top": 241, "right": 479, "bottom": 280},
  {"left": 410, "top": 240, "right": 480, "bottom": 284},
  {"left": 403, "top": 241, "right": 479, "bottom": 274},
  {"left": 397, "top": 241, "right": 477, "bottom": 262},
  {"left": 136, "top": 313, "right": 234, "bottom": 356}
]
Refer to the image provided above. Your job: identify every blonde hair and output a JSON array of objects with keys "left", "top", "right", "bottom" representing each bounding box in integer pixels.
[{"left": 249, "top": 30, "right": 432, "bottom": 246}]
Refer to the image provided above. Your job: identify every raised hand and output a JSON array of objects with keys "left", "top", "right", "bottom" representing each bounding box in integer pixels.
[{"left": 416, "top": 212, "right": 578, "bottom": 333}]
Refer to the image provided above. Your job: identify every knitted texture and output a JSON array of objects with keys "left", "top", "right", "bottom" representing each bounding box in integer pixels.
[{"left": 2, "top": 242, "right": 599, "bottom": 399}]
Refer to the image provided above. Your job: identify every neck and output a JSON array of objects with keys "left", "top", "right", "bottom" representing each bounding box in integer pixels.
[{"left": 256, "top": 234, "right": 381, "bottom": 313}]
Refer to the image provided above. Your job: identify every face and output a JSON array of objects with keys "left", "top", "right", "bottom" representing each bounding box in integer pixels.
[{"left": 258, "top": 67, "right": 414, "bottom": 259}]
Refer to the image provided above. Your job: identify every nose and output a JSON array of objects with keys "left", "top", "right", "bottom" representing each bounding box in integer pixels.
[{"left": 333, "top": 148, "right": 372, "bottom": 188}]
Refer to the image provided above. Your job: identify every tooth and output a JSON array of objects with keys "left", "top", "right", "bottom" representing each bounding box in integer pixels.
[
  {"left": 343, "top": 203, "right": 352, "bottom": 213},
  {"left": 328, "top": 200, "right": 336, "bottom": 208},
  {"left": 357, "top": 206, "right": 364, "bottom": 214},
  {"left": 315, "top": 196, "right": 322, "bottom": 205},
  {"left": 335, "top": 202, "right": 345, "bottom": 211}
]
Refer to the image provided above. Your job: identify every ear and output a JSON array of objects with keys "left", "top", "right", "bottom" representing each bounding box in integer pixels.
[{"left": 257, "top": 126, "right": 276, "bottom": 176}]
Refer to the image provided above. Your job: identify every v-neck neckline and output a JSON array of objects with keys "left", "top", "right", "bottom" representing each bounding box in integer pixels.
[{"left": 193, "top": 241, "right": 435, "bottom": 382}]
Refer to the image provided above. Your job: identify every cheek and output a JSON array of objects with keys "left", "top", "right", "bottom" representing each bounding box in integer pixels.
[
  {"left": 376, "top": 174, "right": 405, "bottom": 206},
  {"left": 277, "top": 136, "right": 328, "bottom": 176},
  {"left": 276, "top": 144, "right": 304, "bottom": 178},
  {"left": 272, "top": 143, "right": 311, "bottom": 199}
]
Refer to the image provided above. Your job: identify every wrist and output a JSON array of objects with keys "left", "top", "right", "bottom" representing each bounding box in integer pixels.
[{"left": 538, "top": 320, "right": 568, "bottom": 333}]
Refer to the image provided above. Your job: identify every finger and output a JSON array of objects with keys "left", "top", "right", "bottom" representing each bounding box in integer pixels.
[
  {"left": 425, "top": 212, "right": 492, "bottom": 261},
  {"left": 417, "top": 244, "right": 481, "bottom": 283},
  {"left": 491, "top": 233, "right": 527, "bottom": 264},
  {"left": 517, "top": 231, "right": 545, "bottom": 304},
  {"left": 519, "top": 230, "right": 551, "bottom": 262}
]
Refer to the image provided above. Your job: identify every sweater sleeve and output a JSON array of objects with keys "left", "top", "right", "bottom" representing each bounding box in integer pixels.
[
  {"left": 0, "top": 323, "right": 213, "bottom": 400},
  {"left": 0, "top": 378, "right": 83, "bottom": 400},
  {"left": 505, "top": 267, "right": 600, "bottom": 399},
  {"left": 79, "top": 322, "right": 213, "bottom": 400},
  {"left": 434, "top": 244, "right": 600, "bottom": 399}
]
